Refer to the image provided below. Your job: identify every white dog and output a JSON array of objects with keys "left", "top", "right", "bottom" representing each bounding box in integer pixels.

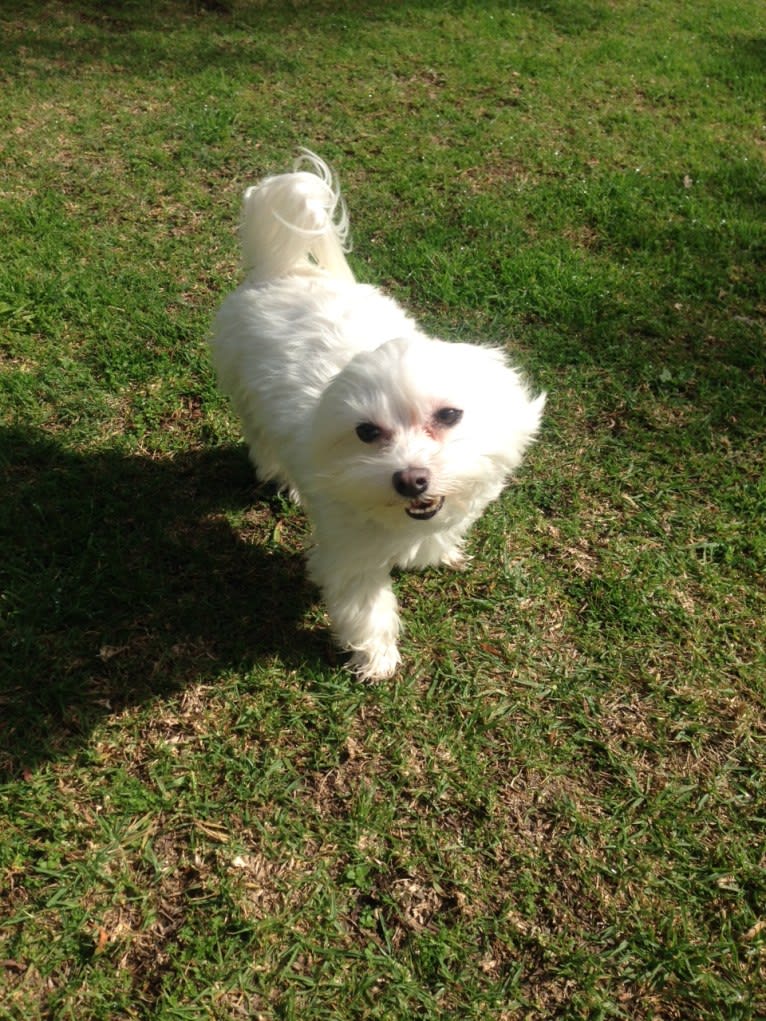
[{"left": 211, "top": 152, "right": 544, "bottom": 680}]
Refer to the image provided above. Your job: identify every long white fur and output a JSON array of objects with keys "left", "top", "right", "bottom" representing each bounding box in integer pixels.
[
  {"left": 240, "top": 150, "right": 354, "bottom": 283},
  {"left": 211, "top": 151, "right": 545, "bottom": 680}
]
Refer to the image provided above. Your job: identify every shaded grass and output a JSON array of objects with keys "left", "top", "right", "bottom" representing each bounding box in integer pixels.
[{"left": 1, "top": 0, "right": 765, "bottom": 1019}]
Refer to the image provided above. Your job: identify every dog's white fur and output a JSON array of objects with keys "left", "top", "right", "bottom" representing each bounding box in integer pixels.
[{"left": 211, "top": 151, "right": 545, "bottom": 680}]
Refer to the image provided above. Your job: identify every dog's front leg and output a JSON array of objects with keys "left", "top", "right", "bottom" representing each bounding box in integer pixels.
[{"left": 308, "top": 549, "right": 401, "bottom": 681}]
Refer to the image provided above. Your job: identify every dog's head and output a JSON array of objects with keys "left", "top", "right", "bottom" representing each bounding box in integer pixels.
[{"left": 308, "top": 337, "right": 545, "bottom": 528}]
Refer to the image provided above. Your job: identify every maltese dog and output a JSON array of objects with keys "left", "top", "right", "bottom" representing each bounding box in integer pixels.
[{"left": 211, "top": 151, "right": 545, "bottom": 680}]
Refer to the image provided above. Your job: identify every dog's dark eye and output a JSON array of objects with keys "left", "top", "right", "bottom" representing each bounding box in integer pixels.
[
  {"left": 355, "top": 422, "right": 382, "bottom": 443},
  {"left": 434, "top": 407, "right": 463, "bottom": 428}
]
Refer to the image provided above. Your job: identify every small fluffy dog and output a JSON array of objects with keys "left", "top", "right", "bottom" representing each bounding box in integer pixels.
[{"left": 211, "top": 152, "right": 545, "bottom": 680}]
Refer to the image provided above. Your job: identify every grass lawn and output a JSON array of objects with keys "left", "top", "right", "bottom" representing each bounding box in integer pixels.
[{"left": 1, "top": 0, "right": 764, "bottom": 1018}]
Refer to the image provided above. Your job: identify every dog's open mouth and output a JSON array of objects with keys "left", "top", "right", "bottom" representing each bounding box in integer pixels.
[{"left": 405, "top": 495, "right": 445, "bottom": 521}]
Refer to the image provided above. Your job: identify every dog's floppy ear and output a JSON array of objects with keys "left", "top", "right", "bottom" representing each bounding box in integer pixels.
[
  {"left": 471, "top": 349, "right": 545, "bottom": 472},
  {"left": 498, "top": 386, "right": 545, "bottom": 472}
]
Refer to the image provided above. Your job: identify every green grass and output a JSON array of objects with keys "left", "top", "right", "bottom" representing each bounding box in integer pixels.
[{"left": 1, "top": 1, "right": 764, "bottom": 1018}]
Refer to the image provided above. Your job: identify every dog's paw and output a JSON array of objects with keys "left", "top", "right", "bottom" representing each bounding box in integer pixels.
[
  {"left": 347, "top": 645, "right": 401, "bottom": 682},
  {"left": 441, "top": 548, "right": 472, "bottom": 571}
]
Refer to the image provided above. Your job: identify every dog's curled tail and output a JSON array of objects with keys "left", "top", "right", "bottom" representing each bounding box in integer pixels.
[{"left": 239, "top": 149, "right": 355, "bottom": 284}]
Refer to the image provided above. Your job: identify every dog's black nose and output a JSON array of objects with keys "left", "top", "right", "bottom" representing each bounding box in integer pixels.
[{"left": 393, "top": 468, "right": 430, "bottom": 498}]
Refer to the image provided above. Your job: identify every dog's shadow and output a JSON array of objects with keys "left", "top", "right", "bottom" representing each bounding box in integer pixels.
[{"left": 0, "top": 427, "right": 325, "bottom": 777}]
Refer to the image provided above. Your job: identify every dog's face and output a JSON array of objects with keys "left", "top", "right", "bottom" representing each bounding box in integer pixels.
[{"left": 309, "top": 337, "right": 544, "bottom": 526}]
